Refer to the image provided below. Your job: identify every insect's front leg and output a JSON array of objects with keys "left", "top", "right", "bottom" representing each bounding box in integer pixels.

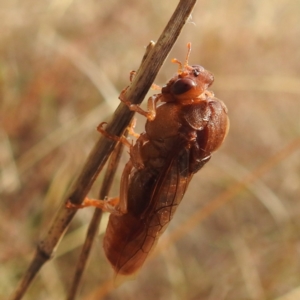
[
  {"left": 129, "top": 71, "right": 161, "bottom": 91},
  {"left": 119, "top": 92, "right": 162, "bottom": 121}
]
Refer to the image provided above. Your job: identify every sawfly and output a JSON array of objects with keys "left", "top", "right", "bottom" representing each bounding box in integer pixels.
[{"left": 67, "top": 43, "right": 229, "bottom": 277}]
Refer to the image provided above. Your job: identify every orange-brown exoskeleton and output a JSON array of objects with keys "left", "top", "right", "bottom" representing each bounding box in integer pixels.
[{"left": 68, "top": 43, "right": 229, "bottom": 278}]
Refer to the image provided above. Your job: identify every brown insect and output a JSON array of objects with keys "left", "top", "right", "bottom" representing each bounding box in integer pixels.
[{"left": 67, "top": 43, "right": 229, "bottom": 278}]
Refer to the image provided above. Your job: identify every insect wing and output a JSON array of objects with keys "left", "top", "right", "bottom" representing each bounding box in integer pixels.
[
  {"left": 145, "top": 145, "right": 192, "bottom": 231},
  {"left": 131, "top": 146, "right": 192, "bottom": 265},
  {"left": 105, "top": 145, "right": 192, "bottom": 277}
]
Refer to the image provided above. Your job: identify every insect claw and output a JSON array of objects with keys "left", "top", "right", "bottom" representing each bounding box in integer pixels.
[
  {"left": 129, "top": 70, "right": 136, "bottom": 82},
  {"left": 97, "top": 122, "right": 118, "bottom": 142},
  {"left": 66, "top": 197, "right": 125, "bottom": 215},
  {"left": 151, "top": 83, "right": 162, "bottom": 91},
  {"left": 65, "top": 199, "right": 87, "bottom": 209},
  {"left": 119, "top": 90, "right": 134, "bottom": 108}
]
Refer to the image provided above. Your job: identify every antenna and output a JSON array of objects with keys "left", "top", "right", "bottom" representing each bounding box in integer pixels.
[{"left": 171, "top": 42, "right": 192, "bottom": 74}]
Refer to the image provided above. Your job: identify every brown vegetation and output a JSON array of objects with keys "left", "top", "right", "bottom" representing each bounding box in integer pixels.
[{"left": 1, "top": 1, "right": 300, "bottom": 299}]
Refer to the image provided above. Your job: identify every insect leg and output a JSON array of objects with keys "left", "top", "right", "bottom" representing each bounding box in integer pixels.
[
  {"left": 129, "top": 132, "right": 149, "bottom": 169},
  {"left": 119, "top": 93, "right": 162, "bottom": 121},
  {"left": 151, "top": 83, "right": 162, "bottom": 91},
  {"left": 127, "top": 118, "right": 140, "bottom": 139},
  {"left": 66, "top": 160, "right": 133, "bottom": 215},
  {"left": 66, "top": 197, "right": 122, "bottom": 215},
  {"left": 97, "top": 122, "right": 131, "bottom": 148},
  {"left": 129, "top": 71, "right": 161, "bottom": 91}
]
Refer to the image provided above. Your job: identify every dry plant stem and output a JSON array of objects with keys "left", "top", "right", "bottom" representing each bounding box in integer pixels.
[
  {"left": 10, "top": 1, "right": 197, "bottom": 299},
  {"left": 67, "top": 138, "right": 126, "bottom": 300},
  {"left": 66, "top": 40, "right": 152, "bottom": 300}
]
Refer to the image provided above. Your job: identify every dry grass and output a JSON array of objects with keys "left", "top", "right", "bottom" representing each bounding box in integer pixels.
[{"left": 1, "top": 1, "right": 300, "bottom": 299}]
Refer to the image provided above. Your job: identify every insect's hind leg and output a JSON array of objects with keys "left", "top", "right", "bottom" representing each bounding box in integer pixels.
[
  {"left": 66, "top": 197, "right": 123, "bottom": 215},
  {"left": 66, "top": 159, "right": 133, "bottom": 215}
]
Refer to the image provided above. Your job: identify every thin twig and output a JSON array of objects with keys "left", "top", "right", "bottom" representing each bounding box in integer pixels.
[
  {"left": 10, "top": 1, "right": 197, "bottom": 299},
  {"left": 66, "top": 42, "right": 156, "bottom": 300}
]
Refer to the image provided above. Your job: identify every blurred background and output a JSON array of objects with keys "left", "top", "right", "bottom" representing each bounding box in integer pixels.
[{"left": 1, "top": 0, "right": 300, "bottom": 299}]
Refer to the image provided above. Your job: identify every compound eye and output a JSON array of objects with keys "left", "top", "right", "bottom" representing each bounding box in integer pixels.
[{"left": 171, "top": 78, "right": 196, "bottom": 95}]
